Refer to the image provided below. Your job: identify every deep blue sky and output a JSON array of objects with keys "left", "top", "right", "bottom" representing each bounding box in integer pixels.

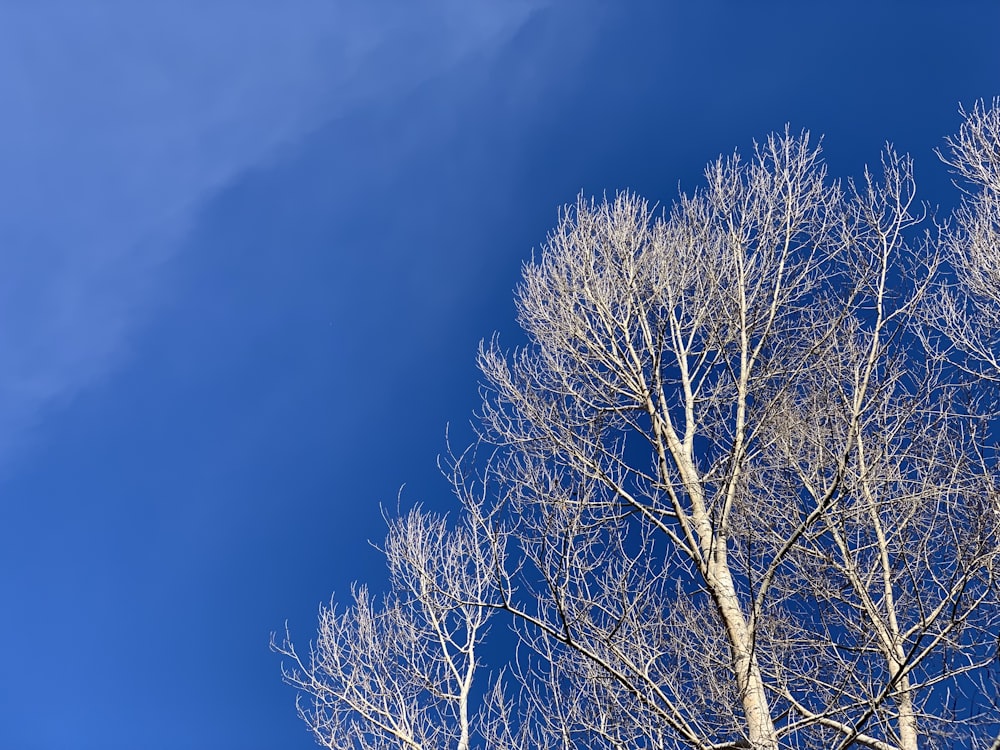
[{"left": 0, "top": 3, "right": 997, "bottom": 748}]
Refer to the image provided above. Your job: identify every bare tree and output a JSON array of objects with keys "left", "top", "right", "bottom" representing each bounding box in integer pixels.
[
  {"left": 273, "top": 507, "right": 498, "bottom": 750},
  {"left": 278, "top": 105, "right": 1000, "bottom": 750},
  {"left": 934, "top": 98, "right": 1000, "bottom": 382}
]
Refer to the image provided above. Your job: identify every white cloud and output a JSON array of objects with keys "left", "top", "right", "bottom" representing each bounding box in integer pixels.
[{"left": 0, "top": 0, "right": 544, "bottom": 462}]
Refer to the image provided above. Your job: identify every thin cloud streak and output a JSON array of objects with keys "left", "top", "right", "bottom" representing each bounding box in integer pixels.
[{"left": 0, "top": 0, "right": 545, "bottom": 463}]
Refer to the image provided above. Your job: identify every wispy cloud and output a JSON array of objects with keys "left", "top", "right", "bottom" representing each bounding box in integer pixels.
[{"left": 0, "top": 0, "right": 544, "bottom": 462}]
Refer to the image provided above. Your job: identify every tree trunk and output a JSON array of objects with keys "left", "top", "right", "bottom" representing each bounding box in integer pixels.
[{"left": 708, "top": 551, "right": 779, "bottom": 750}]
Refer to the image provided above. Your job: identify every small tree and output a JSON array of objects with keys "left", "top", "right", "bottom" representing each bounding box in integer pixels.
[
  {"left": 277, "top": 103, "right": 1000, "bottom": 750},
  {"left": 273, "top": 507, "right": 498, "bottom": 750}
]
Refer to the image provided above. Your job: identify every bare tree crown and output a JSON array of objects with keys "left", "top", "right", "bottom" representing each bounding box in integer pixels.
[{"left": 277, "top": 103, "right": 1000, "bottom": 750}]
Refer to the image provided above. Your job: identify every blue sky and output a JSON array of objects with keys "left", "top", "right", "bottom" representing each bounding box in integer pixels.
[{"left": 0, "top": 2, "right": 997, "bottom": 748}]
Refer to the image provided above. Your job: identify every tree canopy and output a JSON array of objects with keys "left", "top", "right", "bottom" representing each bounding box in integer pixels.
[{"left": 276, "top": 100, "right": 1000, "bottom": 750}]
